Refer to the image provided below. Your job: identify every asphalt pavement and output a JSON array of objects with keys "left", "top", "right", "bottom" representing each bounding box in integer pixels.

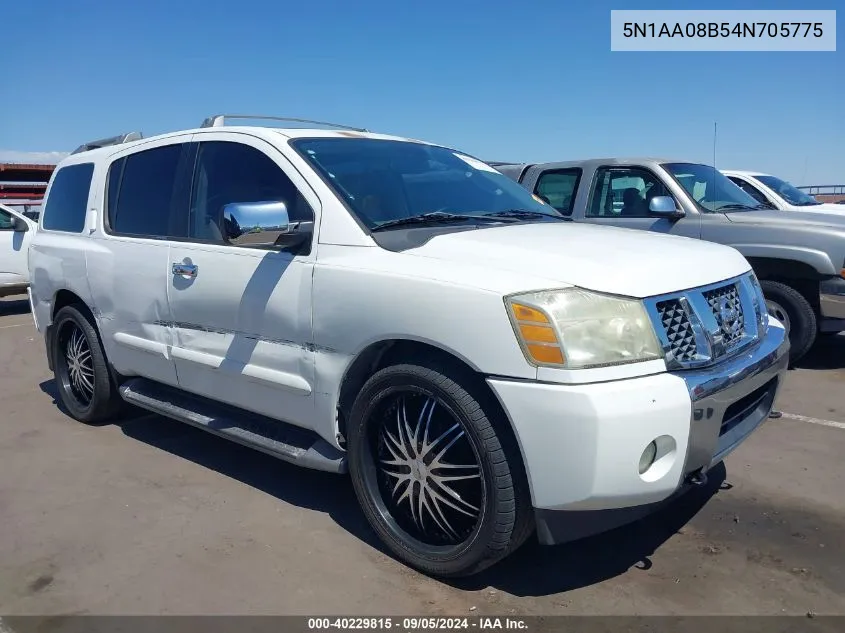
[{"left": 1, "top": 295, "right": 843, "bottom": 616}]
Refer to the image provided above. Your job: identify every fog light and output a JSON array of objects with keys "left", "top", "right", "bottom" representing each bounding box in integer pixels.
[{"left": 639, "top": 441, "right": 658, "bottom": 474}]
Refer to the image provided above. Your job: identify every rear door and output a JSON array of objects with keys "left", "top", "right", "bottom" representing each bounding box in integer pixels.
[
  {"left": 86, "top": 136, "right": 195, "bottom": 386},
  {"left": 166, "top": 133, "right": 320, "bottom": 430}
]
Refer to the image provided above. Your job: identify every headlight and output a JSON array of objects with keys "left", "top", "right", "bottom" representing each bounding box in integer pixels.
[
  {"left": 505, "top": 288, "right": 662, "bottom": 369},
  {"left": 747, "top": 271, "right": 769, "bottom": 331}
]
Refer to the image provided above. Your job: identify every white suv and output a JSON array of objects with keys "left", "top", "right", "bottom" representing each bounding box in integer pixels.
[{"left": 29, "top": 115, "right": 790, "bottom": 577}]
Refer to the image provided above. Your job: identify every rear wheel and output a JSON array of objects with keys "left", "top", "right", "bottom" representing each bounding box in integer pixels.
[
  {"left": 52, "top": 305, "right": 122, "bottom": 424},
  {"left": 760, "top": 280, "right": 817, "bottom": 365},
  {"left": 346, "top": 363, "right": 533, "bottom": 578}
]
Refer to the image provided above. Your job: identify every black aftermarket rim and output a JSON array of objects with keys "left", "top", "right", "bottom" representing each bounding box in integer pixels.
[
  {"left": 57, "top": 320, "right": 95, "bottom": 409},
  {"left": 363, "top": 386, "right": 487, "bottom": 552}
]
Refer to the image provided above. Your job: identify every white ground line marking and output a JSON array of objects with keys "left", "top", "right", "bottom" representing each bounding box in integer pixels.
[
  {"left": 0, "top": 323, "right": 28, "bottom": 329},
  {"left": 0, "top": 617, "right": 15, "bottom": 633},
  {"left": 781, "top": 412, "right": 845, "bottom": 431}
]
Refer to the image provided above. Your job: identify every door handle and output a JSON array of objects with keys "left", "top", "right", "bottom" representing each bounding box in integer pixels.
[{"left": 172, "top": 263, "right": 198, "bottom": 278}]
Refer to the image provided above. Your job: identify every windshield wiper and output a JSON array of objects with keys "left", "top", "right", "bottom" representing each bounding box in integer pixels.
[
  {"left": 795, "top": 200, "right": 822, "bottom": 206},
  {"left": 371, "top": 211, "right": 516, "bottom": 231},
  {"left": 717, "top": 203, "right": 757, "bottom": 211},
  {"left": 480, "top": 209, "right": 570, "bottom": 221}
]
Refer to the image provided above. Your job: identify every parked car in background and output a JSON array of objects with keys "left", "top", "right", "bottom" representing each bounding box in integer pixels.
[
  {"left": 28, "top": 118, "right": 789, "bottom": 578},
  {"left": 494, "top": 158, "right": 845, "bottom": 364},
  {"left": 723, "top": 171, "right": 845, "bottom": 217},
  {"left": 0, "top": 202, "right": 35, "bottom": 298}
]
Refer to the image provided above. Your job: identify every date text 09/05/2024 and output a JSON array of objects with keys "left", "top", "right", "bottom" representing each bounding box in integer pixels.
[
  {"left": 307, "top": 618, "right": 528, "bottom": 630},
  {"left": 622, "top": 21, "right": 824, "bottom": 38}
]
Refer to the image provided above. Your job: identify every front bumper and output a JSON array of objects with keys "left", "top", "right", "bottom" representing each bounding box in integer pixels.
[{"left": 487, "top": 320, "right": 789, "bottom": 546}]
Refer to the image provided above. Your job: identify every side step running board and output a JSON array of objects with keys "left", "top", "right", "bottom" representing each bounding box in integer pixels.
[{"left": 118, "top": 378, "right": 347, "bottom": 474}]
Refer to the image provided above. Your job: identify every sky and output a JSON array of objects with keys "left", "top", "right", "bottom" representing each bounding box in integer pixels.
[{"left": 1, "top": 0, "right": 842, "bottom": 185}]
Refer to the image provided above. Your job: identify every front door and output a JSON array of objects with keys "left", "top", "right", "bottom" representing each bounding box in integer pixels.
[
  {"left": 577, "top": 166, "right": 701, "bottom": 238},
  {"left": 166, "top": 134, "right": 320, "bottom": 430}
]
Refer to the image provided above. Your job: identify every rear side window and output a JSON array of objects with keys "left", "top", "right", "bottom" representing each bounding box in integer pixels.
[
  {"left": 535, "top": 169, "right": 581, "bottom": 216},
  {"left": 42, "top": 163, "right": 95, "bottom": 232},
  {"left": 108, "top": 144, "right": 188, "bottom": 237}
]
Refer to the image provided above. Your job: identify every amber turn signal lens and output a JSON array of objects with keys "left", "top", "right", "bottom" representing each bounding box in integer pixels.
[
  {"left": 525, "top": 344, "right": 565, "bottom": 364},
  {"left": 511, "top": 303, "right": 550, "bottom": 324},
  {"left": 509, "top": 301, "right": 565, "bottom": 366},
  {"left": 518, "top": 323, "right": 557, "bottom": 343}
]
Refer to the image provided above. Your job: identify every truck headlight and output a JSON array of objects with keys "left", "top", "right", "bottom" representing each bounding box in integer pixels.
[
  {"left": 747, "top": 271, "right": 769, "bottom": 332},
  {"left": 505, "top": 288, "right": 662, "bottom": 369}
]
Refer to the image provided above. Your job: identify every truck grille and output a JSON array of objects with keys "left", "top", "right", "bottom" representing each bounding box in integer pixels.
[
  {"left": 643, "top": 273, "right": 766, "bottom": 370},
  {"left": 655, "top": 299, "right": 697, "bottom": 362},
  {"left": 704, "top": 284, "right": 745, "bottom": 347}
]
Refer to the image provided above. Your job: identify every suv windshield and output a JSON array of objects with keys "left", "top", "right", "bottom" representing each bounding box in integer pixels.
[
  {"left": 755, "top": 174, "right": 821, "bottom": 206},
  {"left": 663, "top": 162, "right": 763, "bottom": 212},
  {"left": 291, "top": 138, "right": 559, "bottom": 229}
]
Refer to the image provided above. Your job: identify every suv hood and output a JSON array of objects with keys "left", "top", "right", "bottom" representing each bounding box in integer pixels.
[
  {"left": 726, "top": 209, "right": 845, "bottom": 228},
  {"left": 402, "top": 222, "right": 751, "bottom": 299}
]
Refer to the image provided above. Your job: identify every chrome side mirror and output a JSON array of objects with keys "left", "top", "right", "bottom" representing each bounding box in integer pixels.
[
  {"left": 222, "top": 201, "right": 295, "bottom": 248},
  {"left": 648, "top": 196, "right": 685, "bottom": 219}
]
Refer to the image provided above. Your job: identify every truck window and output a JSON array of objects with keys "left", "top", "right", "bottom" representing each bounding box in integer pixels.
[
  {"left": 107, "top": 144, "right": 188, "bottom": 238},
  {"left": 727, "top": 176, "right": 770, "bottom": 206},
  {"left": 534, "top": 169, "right": 581, "bottom": 216},
  {"left": 663, "top": 163, "right": 761, "bottom": 212},
  {"left": 41, "top": 163, "right": 95, "bottom": 233},
  {"left": 0, "top": 209, "right": 14, "bottom": 230},
  {"left": 586, "top": 167, "right": 669, "bottom": 218},
  {"left": 188, "top": 141, "right": 314, "bottom": 244}
]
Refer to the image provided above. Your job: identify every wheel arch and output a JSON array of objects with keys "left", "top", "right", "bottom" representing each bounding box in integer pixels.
[
  {"left": 746, "top": 256, "right": 822, "bottom": 311},
  {"left": 335, "top": 338, "right": 532, "bottom": 499}
]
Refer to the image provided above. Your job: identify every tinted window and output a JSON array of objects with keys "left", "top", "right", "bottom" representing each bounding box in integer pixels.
[
  {"left": 292, "top": 138, "right": 552, "bottom": 229},
  {"left": 755, "top": 174, "right": 822, "bottom": 207},
  {"left": 587, "top": 167, "right": 671, "bottom": 217},
  {"left": 535, "top": 170, "right": 581, "bottom": 216},
  {"left": 727, "top": 177, "right": 770, "bottom": 206},
  {"left": 42, "top": 163, "right": 94, "bottom": 232},
  {"left": 0, "top": 209, "right": 14, "bottom": 230},
  {"left": 189, "top": 141, "right": 313, "bottom": 243},
  {"left": 110, "top": 144, "right": 186, "bottom": 237},
  {"left": 106, "top": 157, "right": 125, "bottom": 228}
]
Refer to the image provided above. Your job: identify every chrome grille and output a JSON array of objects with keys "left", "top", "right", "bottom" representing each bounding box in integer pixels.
[
  {"left": 643, "top": 273, "right": 767, "bottom": 370},
  {"left": 655, "top": 299, "right": 697, "bottom": 362},
  {"left": 703, "top": 283, "right": 745, "bottom": 347}
]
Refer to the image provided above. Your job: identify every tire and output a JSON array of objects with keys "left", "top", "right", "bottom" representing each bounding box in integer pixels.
[
  {"left": 346, "top": 362, "right": 533, "bottom": 578},
  {"left": 51, "top": 304, "right": 122, "bottom": 424},
  {"left": 760, "top": 280, "right": 817, "bottom": 365}
]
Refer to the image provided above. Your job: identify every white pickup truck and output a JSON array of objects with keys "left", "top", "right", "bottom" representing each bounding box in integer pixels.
[
  {"left": 0, "top": 203, "right": 35, "bottom": 298},
  {"left": 28, "top": 116, "right": 790, "bottom": 577}
]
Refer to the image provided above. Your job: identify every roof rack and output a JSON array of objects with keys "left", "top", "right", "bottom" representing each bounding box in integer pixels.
[
  {"left": 71, "top": 132, "right": 143, "bottom": 155},
  {"left": 200, "top": 114, "right": 368, "bottom": 132}
]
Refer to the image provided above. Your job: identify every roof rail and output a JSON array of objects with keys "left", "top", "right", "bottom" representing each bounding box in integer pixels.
[
  {"left": 71, "top": 132, "right": 143, "bottom": 155},
  {"left": 200, "top": 114, "right": 368, "bottom": 132}
]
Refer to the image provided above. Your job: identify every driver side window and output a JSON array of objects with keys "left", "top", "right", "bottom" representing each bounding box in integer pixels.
[
  {"left": 728, "top": 176, "right": 770, "bottom": 206},
  {"left": 587, "top": 167, "right": 670, "bottom": 218},
  {"left": 189, "top": 141, "right": 314, "bottom": 244}
]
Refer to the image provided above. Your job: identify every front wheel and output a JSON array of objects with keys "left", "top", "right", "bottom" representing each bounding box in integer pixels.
[
  {"left": 346, "top": 363, "right": 533, "bottom": 578},
  {"left": 760, "top": 280, "right": 817, "bottom": 365}
]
